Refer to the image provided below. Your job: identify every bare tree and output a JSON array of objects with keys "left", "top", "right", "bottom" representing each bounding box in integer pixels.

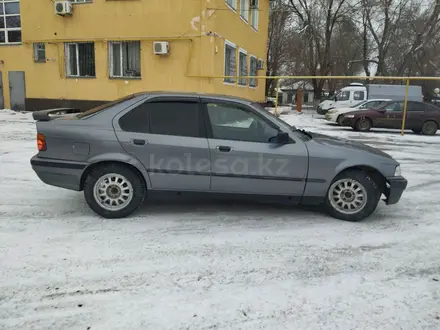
[
  {"left": 266, "top": 0, "right": 292, "bottom": 96},
  {"left": 287, "top": 0, "right": 352, "bottom": 97}
]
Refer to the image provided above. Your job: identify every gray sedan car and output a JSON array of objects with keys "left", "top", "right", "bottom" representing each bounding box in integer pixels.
[{"left": 30, "top": 92, "right": 407, "bottom": 221}]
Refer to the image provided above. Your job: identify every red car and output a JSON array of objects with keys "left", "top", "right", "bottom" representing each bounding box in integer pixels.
[{"left": 340, "top": 101, "right": 440, "bottom": 135}]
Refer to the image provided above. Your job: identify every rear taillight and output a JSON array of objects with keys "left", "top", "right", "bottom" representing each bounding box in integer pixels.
[{"left": 37, "top": 133, "right": 47, "bottom": 151}]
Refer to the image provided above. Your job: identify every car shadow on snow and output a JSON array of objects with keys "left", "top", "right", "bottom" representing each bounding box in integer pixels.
[{"left": 65, "top": 192, "right": 390, "bottom": 224}]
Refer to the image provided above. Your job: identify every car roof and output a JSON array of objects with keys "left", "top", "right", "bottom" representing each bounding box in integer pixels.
[{"left": 132, "top": 91, "right": 254, "bottom": 104}]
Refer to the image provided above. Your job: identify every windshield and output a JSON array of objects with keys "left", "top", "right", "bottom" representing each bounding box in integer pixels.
[
  {"left": 351, "top": 101, "right": 366, "bottom": 108},
  {"left": 77, "top": 94, "right": 137, "bottom": 119}
]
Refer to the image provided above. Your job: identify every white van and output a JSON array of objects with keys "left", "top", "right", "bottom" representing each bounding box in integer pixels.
[{"left": 317, "top": 83, "right": 423, "bottom": 114}]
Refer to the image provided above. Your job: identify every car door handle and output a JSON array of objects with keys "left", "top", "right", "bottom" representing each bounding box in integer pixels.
[
  {"left": 216, "top": 145, "right": 232, "bottom": 152},
  {"left": 132, "top": 139, "right": 146, "bottom": 146}
]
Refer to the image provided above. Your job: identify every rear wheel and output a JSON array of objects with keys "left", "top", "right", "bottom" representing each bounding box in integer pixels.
[
  {"left": 325, "top": 169, "right": 381, "bottom": 222},
  {"left": 355, "top": 118, "right": 372, "bottom": 132},
  {"left": 84, "top": 164, "right": 146, "bottom": 218},
  {"left": 421, "top": 121, "right": 438, "bottom": 136}
]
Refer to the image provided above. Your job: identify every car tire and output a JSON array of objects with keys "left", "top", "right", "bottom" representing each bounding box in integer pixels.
[
  {"left": 355, "top": 118, "right": 372, "bottom": 132},
  {"left": 421, "top": 121, "right": 438, "bottom": 136},
  {"left": 325, "top": 169, "right": 381, "bottom": 222},
  {"left": 336, "top": 115, "right": 344, "bottom": 126},
  {"left": 84, "top": 163, "right": 146, "bottom": 219}
]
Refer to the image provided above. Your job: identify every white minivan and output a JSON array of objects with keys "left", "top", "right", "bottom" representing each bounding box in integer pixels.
[{"left": 317, "top": 83, "right": 423, "bottom": 114}]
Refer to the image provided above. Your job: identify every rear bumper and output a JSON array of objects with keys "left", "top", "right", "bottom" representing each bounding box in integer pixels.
[
  {"left": 384, "top": 176, "right": 408, "bottom": 205},
  {"left": 317, "top": 106, "right": 327, "bottom": 115},
  {"left": 324, "top": 113, "right": 338, "bottom": 122},
  {"left": 30, "top": 156, "right": 87, "bottom": 191}
]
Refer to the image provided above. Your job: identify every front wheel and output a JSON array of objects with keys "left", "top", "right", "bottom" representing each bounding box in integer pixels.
[
  {"left": 84, "top": 164, "right": 146, "bottom": 218},
  {"left": 336, "top": 115, "right": 344, "bottom": 125},
  {"left": 325, "top": 170, "right": 381, "bottom": 221},
  {"left": 355, "top": 118, "right": 372, "bottom": 132}
]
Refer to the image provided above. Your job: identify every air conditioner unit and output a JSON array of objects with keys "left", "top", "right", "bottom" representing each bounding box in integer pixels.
[
  {"left": 153, "top": 41, "right": 169, "bottom": 55},
  {"left": 257, "top": 59, "right": 264, "bottom": 70},
  {"left": 54, "top": 1, "right": 72, "bottom": 16}
]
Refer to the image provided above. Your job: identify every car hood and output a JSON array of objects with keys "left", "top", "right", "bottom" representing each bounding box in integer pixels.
[{"left": 307, "top": 131, "right": 393, "bottom": 159}]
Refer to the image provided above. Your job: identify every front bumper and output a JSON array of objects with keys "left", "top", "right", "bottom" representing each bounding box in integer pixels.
[
  {"left": 340, "top": 117, "right": 355, "bottom": 127},
  {"left": 384, "top": 176, "right": 408, "bottom": 205},
  {"left": 31, "top": 155, "right": 87, "bottom": 191}
]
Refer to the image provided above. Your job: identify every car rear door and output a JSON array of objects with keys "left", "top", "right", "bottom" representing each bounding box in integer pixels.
[
  {"left": 405, "top": 102, "right": 426, "bottom": 129},
  {"left": 201, "top": 98, "right": 309, "bottom": 197},
  {"left": 113, "top": 96, "right": 211, "bottom": 191}
]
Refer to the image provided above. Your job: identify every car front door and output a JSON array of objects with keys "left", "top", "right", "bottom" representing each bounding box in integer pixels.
[
  {"left": 202, "top": 99, "right": 309, "bottom": 197},
  {"left": 113, "top": 96, "right": 211, "bottom": 191},
  {"left": 377, "top": 102, "right": 404, "bottom": 128}
]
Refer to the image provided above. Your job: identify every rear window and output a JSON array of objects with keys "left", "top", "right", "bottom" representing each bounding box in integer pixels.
[
  {"left": 427, "top": 104, "right": 440, "bottom": 111},
  {"left": 77, "top": 94, "right": 136, "bottom": 119}
]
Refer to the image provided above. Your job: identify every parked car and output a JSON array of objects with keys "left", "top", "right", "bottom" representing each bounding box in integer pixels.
[
  {"left": 325, "top": 99, "right": 392, "bottom": 125},
  {"left": 30, "top": 92, "right": 407, "bottom": 222},
  {"left": 317, "top": 83, "right": 423, "bottom": 114},
  {"left": 340, "top": 100, "right": 440, "bottom": 135}
]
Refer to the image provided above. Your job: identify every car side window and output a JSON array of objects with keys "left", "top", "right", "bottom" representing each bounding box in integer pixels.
[
  {"left": 336, "top": 91, "right": 350, "bottom": 101},
  {"left": 360, "top": 100, "right": 376, "bottom": 109},
  {"left": 119, "top": 103, "right": 149, "bottom": 133},
  {"left": 385, "top": 102, "right": 404, "bottom": 112},
  {"left": 353, "top": 91, "right": 365, "bottom": 101},
  {"left": 206, "top": 103, "right": 278, "bottom": 143},
  {"left": 149, "top": 101, "right": 201, "bottom": 137}
]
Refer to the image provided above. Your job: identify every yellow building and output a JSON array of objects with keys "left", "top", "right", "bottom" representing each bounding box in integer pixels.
[{"left": 0, "top": 0, "right": 269, "bottom": 110}]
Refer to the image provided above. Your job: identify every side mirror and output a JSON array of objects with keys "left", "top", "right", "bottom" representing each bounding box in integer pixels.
[
  {"left": 273, "top": 131, "right": 290, "bottom": 144},
  {"left": 378, "top": 108, "right": 386, "bottom": 113}
]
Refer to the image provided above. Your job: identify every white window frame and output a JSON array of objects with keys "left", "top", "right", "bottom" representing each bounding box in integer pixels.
[
  {"left": 224, "top": 40, "right": 237, "bottom": 85},
  {"left": 108, "top": 41, "right": 141, "bottom": 79},
  {"left": 225, "top": 0, "right": 237, "bottom": 11},
  {"left": 249, "top": 55, "right": 258, "bottom": 88},
  {"left": 0, "top": 0, "right": 22, "bottom": 45},
  {"left": 71, "top": 0, "right": 93, "bottom": 3},
  {"left": 250, "top": 0, "right": 259, "bottom": 30},
  {"left": 65, "top": 42, "right": 96, "bottom": 78},
  {"left": 238, "top": 48, "right": 248, "bottom": 86},
  {"left": 240, "top": 0, "right": 249, "bottom": 22}
]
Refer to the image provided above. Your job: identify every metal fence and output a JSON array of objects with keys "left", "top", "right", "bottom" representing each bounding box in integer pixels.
[{"left": 204, "top": 75, "right": 440, "bottom": 136}]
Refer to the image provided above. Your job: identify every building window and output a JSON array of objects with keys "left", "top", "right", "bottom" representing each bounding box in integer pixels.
[
  {"left": 250, "top": 0, "right": 259, "bottom": 30},
  {"left": 226, "top": 0, "right": 237, "bottom": 10},
  {"left": 0, "top": 0, "right": 22, "bottom": 44},
  {"left": 109, "top": 41, "right": 141, "bottom": 78},
  {"left": 33, "top": 43, "right": 46, "bottom": 63},
  {"left": 224, "top": 41, "right": 237, "bottom": 84},
  {"left": 71, "top": 0, "right": 92, "bottom": 3},
  {"left": 249, "top": 56, "right": 257, "bottom": 87},
  {"left": 238, "top": 50, "right": 248, "bottom": 86},
  {"left": 65, "top": 42, "right": 96, "bottom": 78},
  {"left": 240, "top": 0, "right": 249, "bottom": 21}
]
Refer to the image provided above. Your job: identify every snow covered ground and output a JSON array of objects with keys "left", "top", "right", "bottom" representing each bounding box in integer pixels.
[{"left": 1, "top": 109, "right": 439, "bottom": 330}]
